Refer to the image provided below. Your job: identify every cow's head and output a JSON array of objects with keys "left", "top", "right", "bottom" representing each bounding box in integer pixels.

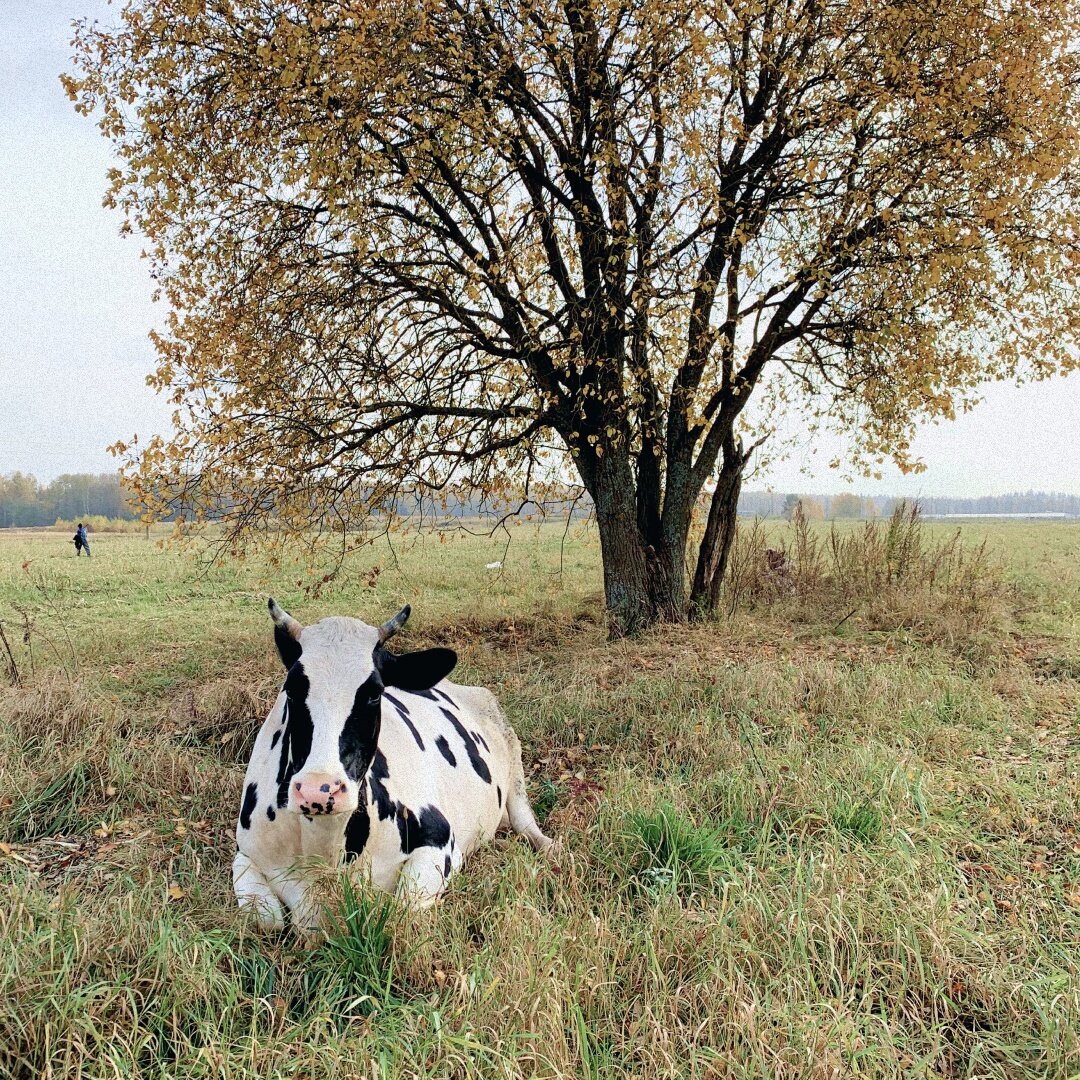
[{"left": 267, "top": 598, "right": 456, "bottom": 819}]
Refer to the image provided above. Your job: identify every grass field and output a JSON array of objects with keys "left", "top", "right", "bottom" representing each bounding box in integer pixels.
[{"left": 0, "top": 518, "right": 1078, "bottom": 1079}]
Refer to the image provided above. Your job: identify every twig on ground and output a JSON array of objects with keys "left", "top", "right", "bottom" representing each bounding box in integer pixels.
[{"left": 0, "top": 620, "right": 19, "bottom": 685}]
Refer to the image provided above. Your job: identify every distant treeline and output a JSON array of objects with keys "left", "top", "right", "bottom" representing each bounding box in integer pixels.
[
  {"left": 2, "top": 471, "right": 1078, "bottom": 528},
  {"left": 906, "top": 491, "right": 1080, "bottom": 517},
  {"left": 738, "top": 490, "right": 1080, "bottom": 519},
  {"left": 0, "top": 472, "right": 138, "bottom": 528}
]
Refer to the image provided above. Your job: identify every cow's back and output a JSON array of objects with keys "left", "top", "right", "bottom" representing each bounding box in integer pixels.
[{"left": 370, "top": 679, "right": 515, "bottom": 859}]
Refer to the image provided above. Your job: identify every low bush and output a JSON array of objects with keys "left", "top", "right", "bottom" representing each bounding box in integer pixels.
[
  {"left": 51, "top": 515, "right": 146, "bottom": 534},
  {"left": 726, "top": 502, "right": 1012, "bottom": 652}
]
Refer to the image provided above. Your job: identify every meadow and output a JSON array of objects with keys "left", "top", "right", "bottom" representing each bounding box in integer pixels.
[{"left": 0, "top": 516, "right": 1077, "bottom": 1079}]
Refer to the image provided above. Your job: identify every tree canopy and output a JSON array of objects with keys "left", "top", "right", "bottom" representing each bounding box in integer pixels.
[
  {"left": 67, "top": 0, "right": 1080, "bottom": 630},
  {"left": 828, "top": 492, "right": 873, "bottom": 519}
]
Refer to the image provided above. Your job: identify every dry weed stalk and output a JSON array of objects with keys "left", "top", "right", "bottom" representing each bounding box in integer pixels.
[{"left": 725, "top": 503, "right": 1010, "bottom": 651}]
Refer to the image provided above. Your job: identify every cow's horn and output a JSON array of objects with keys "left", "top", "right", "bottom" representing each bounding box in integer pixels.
[
  {"left": 378, "top": 604, "right": 411, "bottom": 643},
  {"left": 268, "top": 597, "right": 303, "bottom": 640}
]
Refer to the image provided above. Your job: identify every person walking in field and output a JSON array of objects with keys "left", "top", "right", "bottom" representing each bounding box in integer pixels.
[{"left": 73, "top": 522, "right": 90, "bottom": 557}]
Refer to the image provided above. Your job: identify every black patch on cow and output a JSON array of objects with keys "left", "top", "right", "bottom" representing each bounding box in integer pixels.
[
  {"left": 395, "top": 803, "right": 452, "bottom": 854},
  {"left": 270, "top": 729, "right": 281, "bottom": 749},
  {"left": 284, "top": 665, "right": 310, "bottom": 704},
  {"left": 276, "top": 668, "right": 314, "bottom": 808},
  {"left": 239, "top": 782, "right": 258, "bottom": 830},
  {"left": 497, "top": 785, "right": 502, "bottom": 807},
  {"left": 266, "top": 805, "right": 276, "bottom": 822},
  {"left": 431, "top": 686, "right": 456, "bottom": 706},
  {"left": 384, "top": 691, "right": 410, "bottom": 715},
  {"left": 472, "top": 729, "right": 490, "bottom": 752},
  {"left": 340, "top": 673, "right": 383, "bottom": 782},
  {"left": 344, "top": 806, "right": 371, "bottom": 861},
  {"left": 368, "top": 750, "right": 396, "bottom": 821},
  {"left": 274, "top": 624, "right": 303, "bottom": 670},
  {"left": 440, "top": 706, "right": 491, "bottom": 783},
  {"left": 392, "top": 704, "right": 425, "bottom": 750},
  {"left": 444, "top": 854, "right": 452, "bottom": 878},
  {"left": 407, "top": 688, "right": 438, "bottom": 701},
  {"left": 384, "top": 690, "right": 424, "bottom": 747},
  {"left": 435, "top": 734, "right": 457, "bottom": 767}
]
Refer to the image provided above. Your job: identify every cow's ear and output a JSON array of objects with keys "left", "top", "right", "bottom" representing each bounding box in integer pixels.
[
  {"left": 274, "top": 626, "right": 303, "bottom": 670},
  {"left": 380, "top": 647, "right": 457, "bottom": 691},
  {"left": 268, "top": 597, "right": 303, "bottom": 669}
]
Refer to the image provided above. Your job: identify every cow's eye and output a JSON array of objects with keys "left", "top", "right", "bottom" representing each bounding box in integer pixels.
[{"left": 367, "top": 692, "right": 382, "bottom": 707}]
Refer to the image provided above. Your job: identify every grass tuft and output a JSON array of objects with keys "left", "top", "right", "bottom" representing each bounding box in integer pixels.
[
  {"left": 829, "top": 798, "right": 884, "bottom": 844},
  {"left": 725, "top": 502, "right": 1015, "bottom": 659},
  {"left": 4, "top": 760, "right": 93, "bottom": 841},
  {"left": 315, "top": 876, "right": 401, "bottom": 1018},
  {"left": 530, "top": 775, "right": 559, "bottom": 824},
  {"left": 623, "top": 802, "right": 738, "bottom": 899}
]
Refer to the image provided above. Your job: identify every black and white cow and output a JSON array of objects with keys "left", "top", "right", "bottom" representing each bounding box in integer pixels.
[{"left": 233, "top": 598, "right": 552, "bottom": 932}]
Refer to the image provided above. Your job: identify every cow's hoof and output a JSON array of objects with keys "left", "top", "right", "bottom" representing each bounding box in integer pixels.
[
  {"left": 531, "top": 831, "right": 557, "bottom": 857},
  {"left": 537, "top": 836, "right": 564, "bottom": 869}
]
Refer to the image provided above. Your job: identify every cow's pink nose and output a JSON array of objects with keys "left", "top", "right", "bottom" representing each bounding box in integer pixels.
[{"left": 292, "top": 775, "right": 348, "bottom": 816}]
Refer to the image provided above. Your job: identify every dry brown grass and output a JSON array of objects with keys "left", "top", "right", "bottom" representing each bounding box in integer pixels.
[
  {"left": 0, "top": 523, "right": 1078, "bottom": 1077},
  {"left": 723, "top": 504, "right": 1015, "bottom": 662}
]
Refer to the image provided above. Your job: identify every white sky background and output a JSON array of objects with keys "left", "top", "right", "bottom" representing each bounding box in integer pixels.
[{"left": 1, "top": 0, "right": 1079, "bottom": 496}]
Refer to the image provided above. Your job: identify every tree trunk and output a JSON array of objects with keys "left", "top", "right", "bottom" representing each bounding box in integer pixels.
[
  {"left": 585, "top": 450, "right": 688, "bottom": 635},
  {"left": 652, "top": 458, "right": 694, "bottom": 621},
  {"left": 645, "top": 539, "right": 686, "bottom": 623},
  {"left": 590, "top": 453, "right": 653, "bottom": 635},
  {"left": 689, "top": 440, "right": 746, "bottom": 617},
  {"left": 574, "top": 425, "right": 749, "bottom": 632}
]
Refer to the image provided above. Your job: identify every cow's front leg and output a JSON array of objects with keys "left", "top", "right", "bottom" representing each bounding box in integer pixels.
[
  {"left": 285, "top": 816, "right": 350, "bottom": 933},
  {"left": 397, "top": 840, "right": 458, "bottom": 910},
  {"left": 272, "top": 870, "right": 327, "bottom": 936},
  {"left": 233, "top": 850, "right": 285, "bottom": 930}
]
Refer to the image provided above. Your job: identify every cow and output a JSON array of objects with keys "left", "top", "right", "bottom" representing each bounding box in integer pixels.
[{"left": 232, "top": 598, "right": 553, "bottom": 933}]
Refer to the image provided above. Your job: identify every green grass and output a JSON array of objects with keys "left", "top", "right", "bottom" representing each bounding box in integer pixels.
[
  {"left": 622, "top": 802, "right": 742, "bottom": 899},
  {"left": 0, "top": 519, "right": 1078, "bottom": 1077}
]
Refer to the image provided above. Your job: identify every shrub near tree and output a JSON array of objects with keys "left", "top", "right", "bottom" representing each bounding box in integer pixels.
[
  {"left": 782, "top": 496, "right": 825, "bottom": 522},
  {"left": 67, "top": 0, "right": 1080, "bottom": 632}
]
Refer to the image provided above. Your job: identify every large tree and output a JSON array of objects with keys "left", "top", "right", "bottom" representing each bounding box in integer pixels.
[{"left": 68, "top": 0, "right": 1080, "bottom": 632}]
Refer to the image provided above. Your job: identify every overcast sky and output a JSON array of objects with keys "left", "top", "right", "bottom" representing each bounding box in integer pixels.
[{"left": 2, "top": 0, "right": 1079, "bottom": 496}]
